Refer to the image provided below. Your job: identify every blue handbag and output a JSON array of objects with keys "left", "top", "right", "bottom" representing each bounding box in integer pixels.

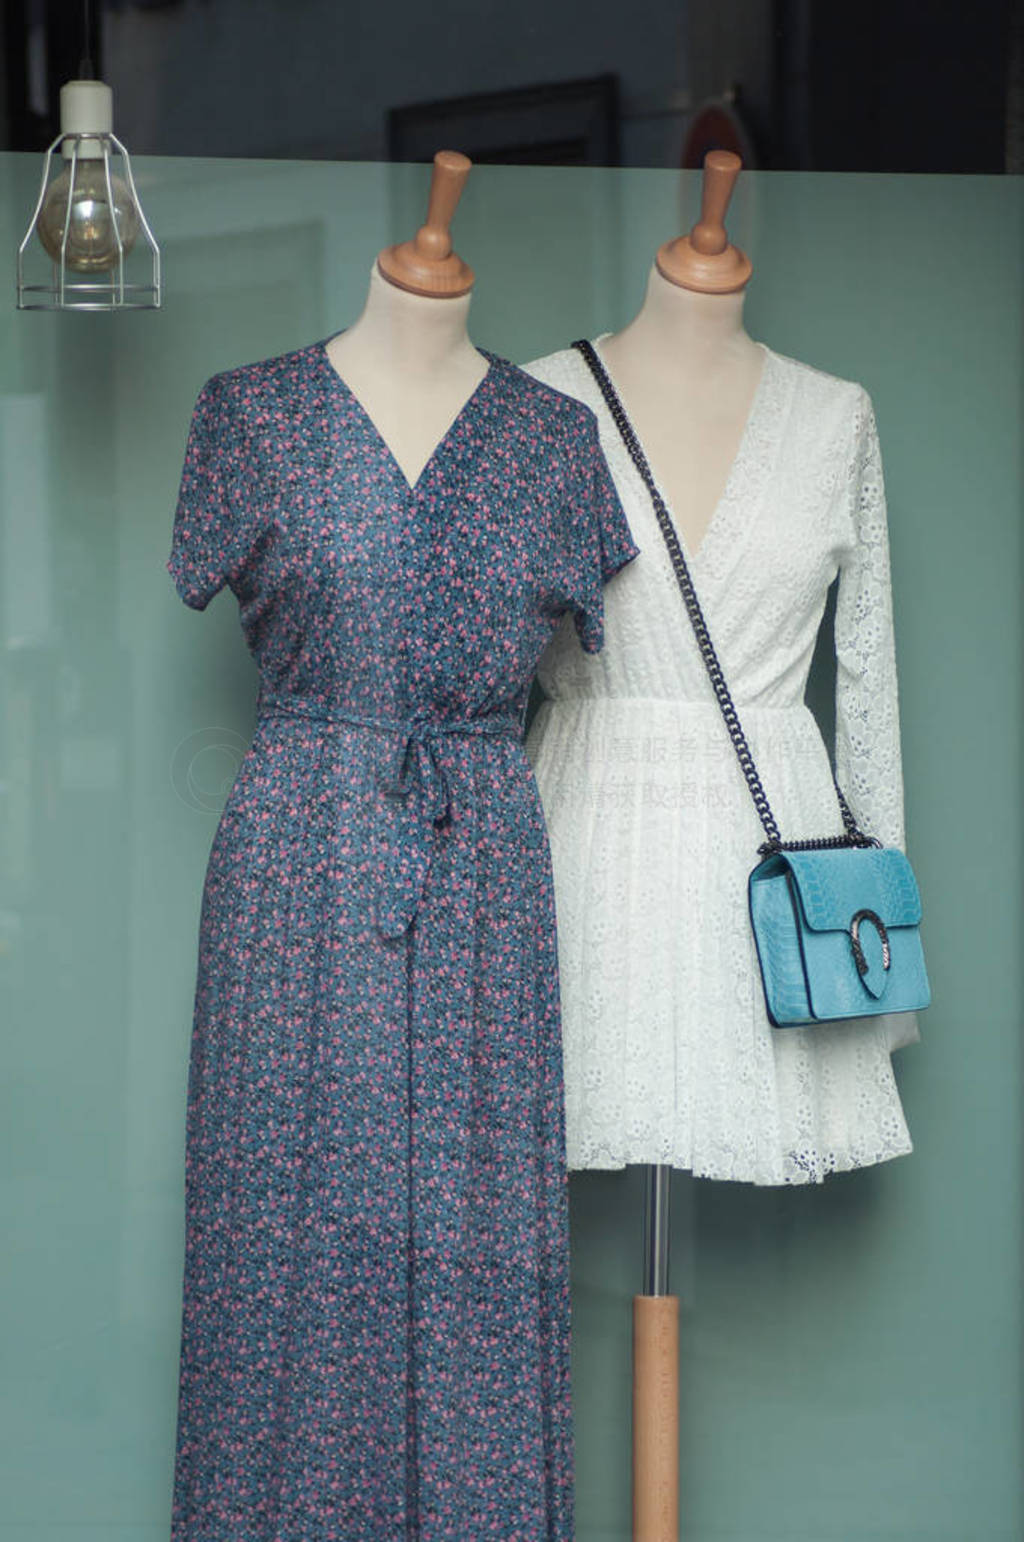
[
  {"left": 748, "top": 846, "right": 929, "bottom": 1026},
  {"left": 573, "top": 339, "right": 931, "bottom": 1028}
]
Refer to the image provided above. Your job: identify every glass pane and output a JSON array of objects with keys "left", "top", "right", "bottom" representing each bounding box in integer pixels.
[{"left": 1, "top": 153, "right": 1021, "bottom": 1540}]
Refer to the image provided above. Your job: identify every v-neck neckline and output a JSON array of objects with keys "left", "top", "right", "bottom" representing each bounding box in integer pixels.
[
  {"left": 318, "top": 335, "right": 497, "bottom": 496},
  {"left": 589, "top": 333, "right": 774, "bottom": 566}
]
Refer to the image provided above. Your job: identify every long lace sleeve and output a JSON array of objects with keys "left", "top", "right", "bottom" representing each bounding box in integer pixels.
[
  {"left": 834, "top": 389, "right": 906, "bottom": 849},
  {"left": 835, "top": 390, "right": 920, "bottom": 1052}
]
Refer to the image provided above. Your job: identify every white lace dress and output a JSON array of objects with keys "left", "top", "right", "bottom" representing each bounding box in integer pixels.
[{"left": 525, "top": 339, "right": 919, "bottom": 1185}]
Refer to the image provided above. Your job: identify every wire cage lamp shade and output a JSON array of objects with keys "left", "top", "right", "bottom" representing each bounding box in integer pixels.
[{"left": 17, "top": 80, "right": 161, "bottom": 311}]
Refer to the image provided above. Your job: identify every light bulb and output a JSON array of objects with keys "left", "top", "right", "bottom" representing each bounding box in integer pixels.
[{"left": 37, "top": 158, "right": 139, "bottom": 273}]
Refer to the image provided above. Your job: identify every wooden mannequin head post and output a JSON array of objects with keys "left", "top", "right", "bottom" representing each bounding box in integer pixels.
[
  {"left": 377, "top": 150, "right": 475, "bottom": 298},
  {"left": 656, "top": 149, "right": 752, "bottom": 294}
]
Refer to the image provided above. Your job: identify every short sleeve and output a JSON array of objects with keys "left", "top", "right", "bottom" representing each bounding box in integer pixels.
[
  {"left": 567, "top": 410, "right": 640, "bottom": 653},
  {"left": 167, "top": 373, "right": 256, "bottom": 611}
]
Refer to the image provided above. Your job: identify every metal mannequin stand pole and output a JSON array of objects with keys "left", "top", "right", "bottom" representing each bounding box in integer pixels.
[{"left": 633, "top": 1163, "right": 679, "bottom": 1541}]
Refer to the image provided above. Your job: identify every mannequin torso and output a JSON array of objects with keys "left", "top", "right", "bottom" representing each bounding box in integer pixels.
[
  {"left": 325, "top": 264, "right": 488, "bottom": 489},
  {"left": 597, "top": 265, "right": 764, "bottom": 555}
]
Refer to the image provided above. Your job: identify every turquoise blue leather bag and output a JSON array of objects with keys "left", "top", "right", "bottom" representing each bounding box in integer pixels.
[
  {"left": 747, "top": 845, "right": 929, "bottom": 1026},
  {"left": 574, "top": 339, "right": 931, "bottom": 1028}
]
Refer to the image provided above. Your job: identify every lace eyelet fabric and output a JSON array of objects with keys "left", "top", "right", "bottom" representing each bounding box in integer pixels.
[
  {"left": 525, "top": 339, "right": 918, "bottom": 1187},
  {"left": 166, "top": 339, "right": 638, "bottom": 1540}
]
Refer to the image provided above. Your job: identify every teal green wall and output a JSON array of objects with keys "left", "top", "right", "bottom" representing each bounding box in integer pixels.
[{"left": 1, "top": 156, "right": 1020, "bottom": 1541}]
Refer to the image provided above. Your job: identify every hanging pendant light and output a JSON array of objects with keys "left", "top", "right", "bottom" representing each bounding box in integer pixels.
[{"left": 17, "top": 74, "right": 161, "bottom": 311}]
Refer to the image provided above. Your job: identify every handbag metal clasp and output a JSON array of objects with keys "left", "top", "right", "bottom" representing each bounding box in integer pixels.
[{"left": 849, "top": 910, "right": 891, "bottom": 977}]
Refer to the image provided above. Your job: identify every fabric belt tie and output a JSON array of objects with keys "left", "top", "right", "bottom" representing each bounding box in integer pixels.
[{"left": 257, "top": 691, "right": 523, "bottom": 938}]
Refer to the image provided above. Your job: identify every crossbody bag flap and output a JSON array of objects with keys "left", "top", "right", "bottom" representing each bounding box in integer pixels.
[{"left": 784, "top": 847, "right": 922, "bottom": 932}]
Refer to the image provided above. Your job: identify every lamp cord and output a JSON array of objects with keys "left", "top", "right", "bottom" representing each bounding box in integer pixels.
[{"left": 79, "top": 0, "right": 95, "bottom": 79}]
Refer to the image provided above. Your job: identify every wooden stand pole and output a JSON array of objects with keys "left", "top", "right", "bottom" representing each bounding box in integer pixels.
[{"left": 633, "top": 1294, "right": 679, "bottom": 1541}]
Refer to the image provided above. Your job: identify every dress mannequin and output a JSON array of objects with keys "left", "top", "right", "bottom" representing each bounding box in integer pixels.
[
  {"left": 325, "top": 150, "right": 487, "bottom": 488},
  {"left": 166, "top": 144, "right": 640, "bottom": 1541},
  {"left": 523, "top": 149, "right": 918, "bottom": 1542}
]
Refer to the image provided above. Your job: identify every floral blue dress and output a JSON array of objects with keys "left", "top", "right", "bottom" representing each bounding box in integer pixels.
[{"left": 166, "top": 338, "right": 637, "bottom": 1542}]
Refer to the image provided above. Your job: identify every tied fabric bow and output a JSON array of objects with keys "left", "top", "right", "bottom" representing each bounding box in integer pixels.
[
  {"left": 375, "top": 718, "right": 462, "bottom": 938},
  {"left": 257, "top": 693, "right": 522, "bottom": 939},
  {"left": 382, "top": 720, "right": 457, "bottom": 824}
]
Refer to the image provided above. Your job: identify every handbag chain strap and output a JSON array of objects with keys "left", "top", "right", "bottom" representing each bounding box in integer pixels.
[{"left": 572, "top": 338, "right": 877, "bottom": 857}]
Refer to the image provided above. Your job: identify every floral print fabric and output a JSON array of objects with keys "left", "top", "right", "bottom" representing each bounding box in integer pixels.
[{"left": 166, "top": 338, "right": 638, "bottom": 1541}]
